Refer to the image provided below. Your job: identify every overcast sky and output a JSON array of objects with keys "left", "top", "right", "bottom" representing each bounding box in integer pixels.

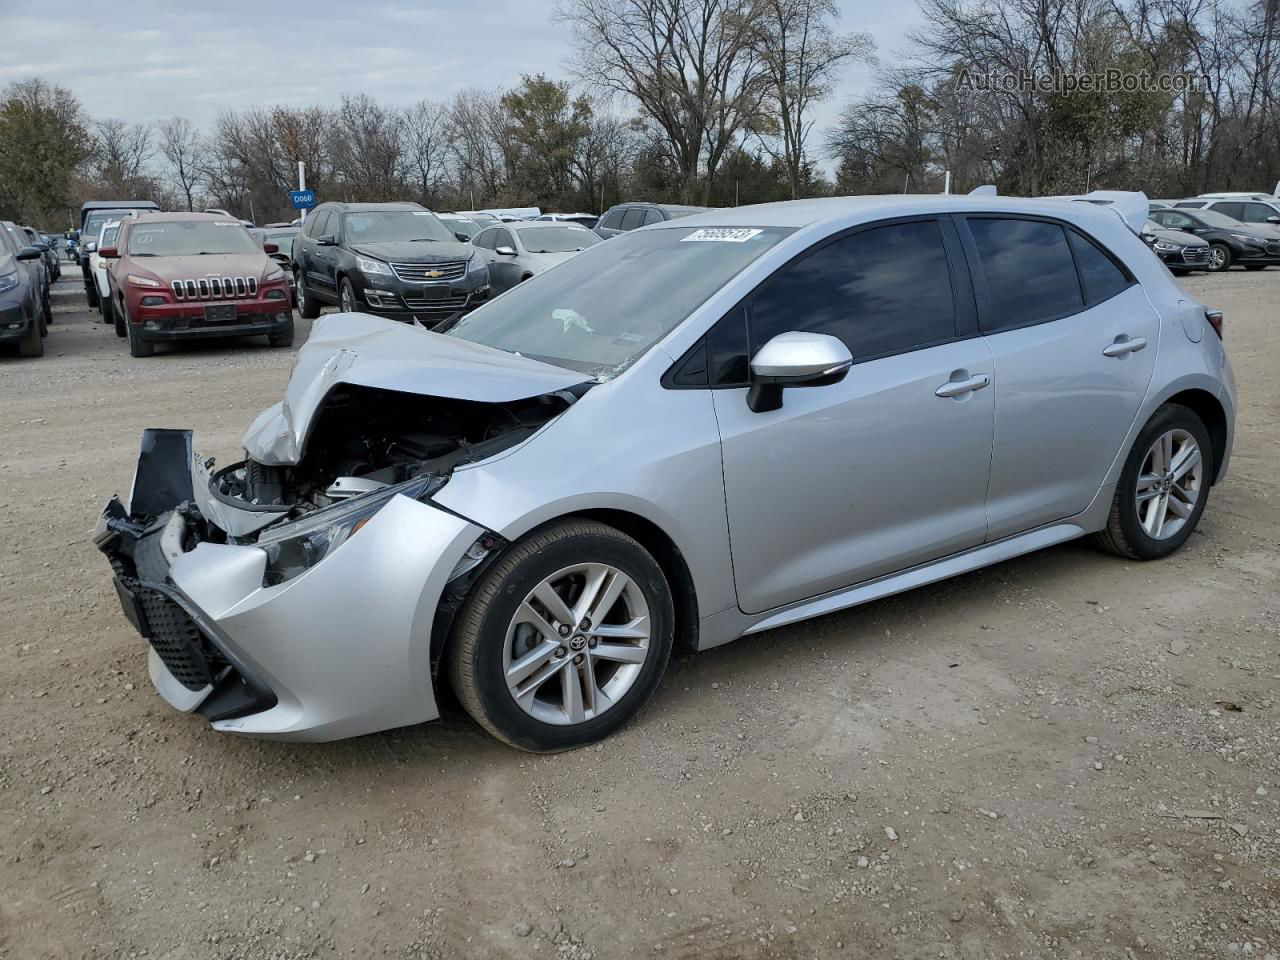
[{"left": 0, "top": 1, "right": 920, "bottom": 148}]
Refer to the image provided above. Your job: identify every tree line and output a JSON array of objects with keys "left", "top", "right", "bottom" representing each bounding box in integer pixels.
[
  {"left": 0, "top": 0, "right": 870, "bottom": 228},
  {"left": 828, "top": 0, "right": 1280, "bottom": 198},
  {"left": 1, "top": 0, "right": 1276, "bottom": 230}
]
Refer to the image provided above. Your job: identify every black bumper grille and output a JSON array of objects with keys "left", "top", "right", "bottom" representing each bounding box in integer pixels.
[{"left": 132, "top": 579, "right": 216, "bottom": 689}]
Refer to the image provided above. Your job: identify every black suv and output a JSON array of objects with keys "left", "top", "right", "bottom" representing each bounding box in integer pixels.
[
  {"left": 0, "top": 221, "right": 50, "bottom": 357},
  {"left": 292, "top": 201, "right": 490, "bottom": 326},
  {"left": 595, "top": 202, "right": 708, "bottom": 238}
]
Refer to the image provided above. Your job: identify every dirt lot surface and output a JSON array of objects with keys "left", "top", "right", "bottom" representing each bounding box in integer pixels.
[{"left": 1, "top": 268, "right": 1277, "bottom": 960}]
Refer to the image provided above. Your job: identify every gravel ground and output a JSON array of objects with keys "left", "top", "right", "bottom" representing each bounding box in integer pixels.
[{"left": 0, "top": 268, "right": 1276, "bottom": 960}]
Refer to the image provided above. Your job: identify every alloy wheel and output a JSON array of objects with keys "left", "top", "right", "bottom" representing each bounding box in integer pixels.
[
  {"left": 1135, "top": 428, "right": 1203, "bottom": 540},
  {"left": 295, "top": 274, "right": 306, "bottom": 311},
  {"left": 503, "top": 562, "right": 652, "bottom": 726},
  {"left": 1208, "top": 247, "right": 1227, "bottom": 270},
  {"left": 341, "top": 283, "right": 355, "bottom": 312}
]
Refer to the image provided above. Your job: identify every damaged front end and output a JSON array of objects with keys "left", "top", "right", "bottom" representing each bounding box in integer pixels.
[{"left": 93, "top": 319, "right": 589, "bottom": 739}]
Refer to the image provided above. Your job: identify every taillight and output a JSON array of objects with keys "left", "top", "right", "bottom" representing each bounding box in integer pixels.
[{"left": 1205, "top": 309, "right": 1224, "bottom": 339}]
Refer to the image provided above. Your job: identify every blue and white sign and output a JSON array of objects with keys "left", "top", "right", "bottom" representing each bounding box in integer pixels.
[{"left": 290, "top": 189, "right": 316, "bottom": 210}]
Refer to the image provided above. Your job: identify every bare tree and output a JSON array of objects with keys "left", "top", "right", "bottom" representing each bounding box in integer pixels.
[
  {"left": 92, "top": 118, "right": 154, "bottom": 192},
  {"left": 403, "top": 99, "right": 451, "bottom": 205},
  {"left": 330, "top": 94, "right": 404, "bottom": 200},
  {"left": 157, "top": 116, "right": 205, "bottom": 211},
  {"left": 751, "top": 0, "right": 874, "bottom": 198},
  {"left": 561, "top": 0, "right": 771, "bottom": 203}
]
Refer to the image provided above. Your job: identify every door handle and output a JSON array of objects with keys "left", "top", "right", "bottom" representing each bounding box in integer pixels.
[
  {"left": 1102, "top": 336, "right": 1147, "bottom": 357},
  {"left": 934, "top": 373, "right": 991, "bottom": 398}
]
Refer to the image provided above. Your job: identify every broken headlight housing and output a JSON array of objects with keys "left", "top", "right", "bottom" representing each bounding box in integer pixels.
[{"left": 256, "top": 474, "right": 442, "bottom": 585}]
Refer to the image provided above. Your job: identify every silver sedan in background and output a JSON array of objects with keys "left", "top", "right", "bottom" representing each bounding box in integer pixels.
[
  {"left": 470, "top": 220, "right": 601, "bottom": 294},
  {"left": 96, "top": 194, "right": 1234, "bottom": 752}
]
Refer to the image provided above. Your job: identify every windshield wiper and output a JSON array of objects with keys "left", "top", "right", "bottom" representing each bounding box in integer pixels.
[{"left": 410, "top": 238, "right": 439, "bottom": 242}]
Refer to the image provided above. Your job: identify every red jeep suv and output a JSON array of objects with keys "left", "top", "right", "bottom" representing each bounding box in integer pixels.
[{"left": 101, "top": 213, "right": 293, "bottom": 357}]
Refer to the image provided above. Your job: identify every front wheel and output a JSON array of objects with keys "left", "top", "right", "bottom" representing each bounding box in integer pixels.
[
  {"left": 1206, "top": 243, "right": 1232, "bottom": 272},
  {"left": 1092, "top": 404, "right": 1213, "bottom": 560},
  {"left": 339, "top": 278, "right": 362, "bottom": 313},
  {"left": 448, "top": 520, "right": 674, "bottom": 752},
  {"left": 267, "top": 319, "right": 295, "bottom": 348},
  {"left": 126, "top": 321, "right": 155, "bottom": 357},
  {"left": 296, "top": 271, "right": 320, "bottom": 319}
]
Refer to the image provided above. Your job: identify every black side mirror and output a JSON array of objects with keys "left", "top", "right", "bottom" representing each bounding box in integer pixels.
[
  {"left": 317, "top": 234, "right": 337, "bottom": 246},
  {"left": 16, "top": 245, "right": 42, "bottom": 261}
]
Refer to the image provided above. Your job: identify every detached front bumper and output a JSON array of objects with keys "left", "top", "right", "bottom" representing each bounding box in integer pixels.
[{"left": 94, "top": 429, "right": 483, "bottom": 741}]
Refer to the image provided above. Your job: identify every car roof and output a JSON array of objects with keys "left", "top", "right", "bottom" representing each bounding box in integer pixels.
[
  {"left": 129, "top": 211, "right": 246, "bottom": 224},
  {"left": 660, "top": 194, "right": 1134, "bottom": 232},
  {"left": 1197, "top": 192, "right": 1275, "bottom": 199},
  {"left": 505, "top": 220, "right": 594, "bottom": 231},
  {"left": 612, "top": 202, "right": 707, "bottom": 214},
  {"left": 322, "top": 201, "right": 427, "bottom": 213}
]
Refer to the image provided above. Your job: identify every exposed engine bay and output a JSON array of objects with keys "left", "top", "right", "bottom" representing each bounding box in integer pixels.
[{"left": 207, "top": 385, "right": 576, "bottom": 533}]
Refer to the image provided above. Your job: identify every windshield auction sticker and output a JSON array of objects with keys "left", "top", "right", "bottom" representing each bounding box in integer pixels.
[{"left": 681, "top": 228, "right": 763, "bottom": 243}]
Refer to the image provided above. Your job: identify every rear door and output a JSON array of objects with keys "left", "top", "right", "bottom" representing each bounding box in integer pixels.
[
  {"left": 714, "top": 217, "right": 995, "bottom": 614},
  {"left": 299, "top": 209, "right": 335, "bottom": 300},
  {"left": 961, "top": 216, "right": 1160, "bottom": 540}
]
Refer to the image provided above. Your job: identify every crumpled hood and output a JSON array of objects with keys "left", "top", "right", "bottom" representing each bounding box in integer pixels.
[{"left": 242, "top": 313, "right": 588, "bottom": 464}]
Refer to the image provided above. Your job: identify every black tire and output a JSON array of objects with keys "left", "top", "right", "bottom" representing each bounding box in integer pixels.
[
  {"left": 126, "top": 321, "right": 155, "bottom": 358},
  {"left": 38, "top": 300, "right": 47, "bottom": 337},
  {"left": 267, "top": 319, "right": 295, "bottom": 348},
  {"left": 18, "top": 314, "right": 43, "bottom": 357},
  {"left": 339, "top": 277, "right": 362, "bottom": 313},
  {"left": 1092, "top": 404, "right": 1213, "bottom": 561},
  {"left": 85, "top": 280, "right": 99, "bottom": 308},
  {"left": 101, "top": 293, "right": 115, "bottom": 328},
  {"left": 113, "top": 299, "right": 126, "bottom": 338},
  {"left": 448, "top": 519, "right": 674, "bottom": 752},
  {"left": 44, "top": 290, "right": 54, "bottom": 324},
  {"left": 1207, "top": 243, "right": 1232, "bottom": 272},
  {"left": 1244, "top": 264, "right": 1267, "bottom": 271},
  {"left": 1169, "top": 267, "right": 1188, "bottom": 276},
  {"left": 296, "top": 271, "right": 321, "bottom": 319}
]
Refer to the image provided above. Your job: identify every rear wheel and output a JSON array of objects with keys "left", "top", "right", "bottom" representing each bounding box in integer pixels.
[
  {"left": 1092, "top": 404, "right": 1212, "bottom": 560},
  {"left": 296, "top": 271, "right": 320, "bottom": 319},
  {"left": 1206, "top": 243, "right": 1232, "bottom": 272},
  {"left": 448, "top": 520, "right": 674, "bottom": 752},
  {"left": 84, "top": 279, "right": 99, "bottom": 308}
]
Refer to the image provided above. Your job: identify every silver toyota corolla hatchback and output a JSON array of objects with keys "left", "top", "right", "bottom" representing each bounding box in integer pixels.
[{"left": 96, "top": 194, "right": 1235, "bottom": 751}]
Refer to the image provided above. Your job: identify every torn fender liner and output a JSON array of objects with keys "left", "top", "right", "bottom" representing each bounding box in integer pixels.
[
  {"left": 242, "top": 313, "right": 588, "bottom": 465},
  {"left": 128, "top": 428, "right": 195, "bottom": 515}
]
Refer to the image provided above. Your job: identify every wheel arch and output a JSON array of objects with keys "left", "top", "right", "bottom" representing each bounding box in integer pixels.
[
  {"left": 1164, "top": 387, "right": 1228, "bottom": 485},
  {"left": 430, "top": 507, "right": 701, "bottom": 682}
]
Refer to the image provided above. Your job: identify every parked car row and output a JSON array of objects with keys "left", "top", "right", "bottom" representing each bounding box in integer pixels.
[{"left": 1145, "top": 192, "right": 1280, "bottom": 273}]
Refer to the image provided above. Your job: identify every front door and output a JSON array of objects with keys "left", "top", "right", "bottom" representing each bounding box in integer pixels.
[{"left": 714, "top": 218, "right": 996, "bottom": 615}]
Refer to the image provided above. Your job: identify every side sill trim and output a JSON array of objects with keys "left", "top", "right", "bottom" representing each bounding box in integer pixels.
[{"left": 743, "top": 523, "right": 1085, "bottom": 636}]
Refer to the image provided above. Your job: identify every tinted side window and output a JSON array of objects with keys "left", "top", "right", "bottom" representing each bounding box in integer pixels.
[
  {"left": 303, "top": 209, "right": 322, "bottom": 237},
  {"left": 1213, "top": 202, "right": 1244, "bottom": 220},
  {"left": 493, "top": 228, "right": 515, "bottom": 249},
  {"left": 620, "top": 208, "right": 646, "bottom": 231},
  {"left": 311, "top": 211, "right": 333, "bottom": 239},
  {"left": 1067, "top": 230, "right": 1131, "bottom": 306},
  {"left": 749, "top": 219, "right": 957, "bottom": 361},
  {"left": 642, "top": 209, "right": 664, "bottom": 226},
  {"left": 600, "top": 209, "right": 624, "bottom": 229},
  {"left": 472, "top": 229, "right": 494, "bottom": 250},
  {"left": 968, "top": 218, "right": 1083, "bottom": 332},
  {"left": 1241, "top": 202, "right": 1276, "bottom": 223}
]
